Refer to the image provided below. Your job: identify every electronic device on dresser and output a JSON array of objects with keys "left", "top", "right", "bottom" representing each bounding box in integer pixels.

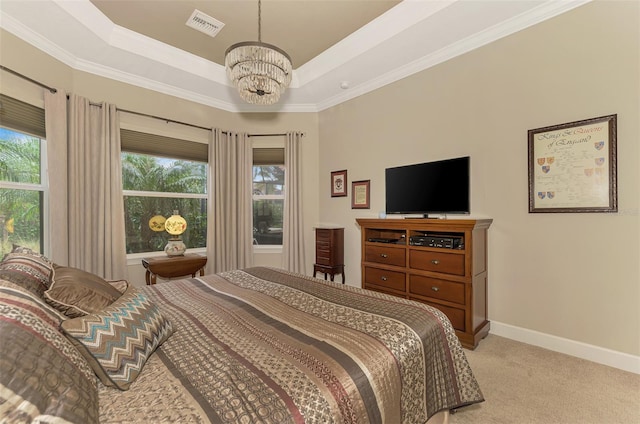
[
  {"left": 409, "top": 234, "right": 464, "bottom": 249},
  {"left": 385, "top": 156, "right": 470, "bottom": 217}
]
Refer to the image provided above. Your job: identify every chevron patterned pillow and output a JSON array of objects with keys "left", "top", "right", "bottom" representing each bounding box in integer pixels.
[{"left": 61, "top": 284, "right": 173, "bottom": 390}]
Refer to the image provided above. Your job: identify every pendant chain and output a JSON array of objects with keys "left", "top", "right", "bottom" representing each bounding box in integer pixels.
[{"left": 258, "top": 0, "right": 262, "bottom": 43}]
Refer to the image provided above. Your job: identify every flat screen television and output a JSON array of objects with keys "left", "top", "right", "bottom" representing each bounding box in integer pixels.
[{"left": 385, "top": 156, "right": 470, "bottom": 216}]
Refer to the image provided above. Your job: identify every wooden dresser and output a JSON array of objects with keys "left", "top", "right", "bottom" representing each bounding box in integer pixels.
[
  {"left": 313, "top": 227, "right": 345, "bottom": 283},
  {"left": 356, "top": 218, "right": 492, "bottom": 349}
]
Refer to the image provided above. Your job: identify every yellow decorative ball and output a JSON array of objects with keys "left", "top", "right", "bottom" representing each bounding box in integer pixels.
[
  {"left": 148, "top": 215, "right": 166, "bottom": 232},
  {"left": 165, "top": 213, "right": 187, "bottom": 236}
]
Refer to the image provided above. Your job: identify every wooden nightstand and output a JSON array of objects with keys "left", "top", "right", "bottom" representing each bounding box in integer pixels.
[{"left": 142, "top": 254, "right": 207, "bottom": 285}]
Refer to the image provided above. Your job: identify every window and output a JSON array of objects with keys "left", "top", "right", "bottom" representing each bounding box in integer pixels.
[
  {"left": 253, "top": 148, "right": 285, "bottom": 246},
  {"left": 0, "top": 95, "right": 47, "bottom": 257},
  {"left": 121, "top": 130, "right": 207, "bottom": 254},
  {"left": 0, "top": 129, "right": 47, "bottom": 257}
]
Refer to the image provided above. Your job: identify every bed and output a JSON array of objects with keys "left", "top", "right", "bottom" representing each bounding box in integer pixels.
[{"left": 0, "top": 246, "right": 483, "bottom": 424}]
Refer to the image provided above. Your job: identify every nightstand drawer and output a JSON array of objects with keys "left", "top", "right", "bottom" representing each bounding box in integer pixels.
[
  {"left": 365, "top": 245, "right": 405, "bottom": 267},
  {"left": 409, "top": 250, "right": 464, "bottom": 276},
  {"left": 364, "top": 266, "right": 405, "bottom": 292},
  {"left": 409, "top": 275, "right": 465, "bottom": 305}
]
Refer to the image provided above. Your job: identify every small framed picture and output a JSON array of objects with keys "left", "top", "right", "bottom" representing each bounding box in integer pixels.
[
  {"left": 351, "top": 180, "right": 370, "bottom": 209},
  {"left": 331, "top": 170, "right": 347, "bottom": 197}
]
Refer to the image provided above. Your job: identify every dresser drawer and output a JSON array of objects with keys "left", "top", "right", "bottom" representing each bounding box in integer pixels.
[
  {"left": 315, "top": 228, "right": 332, "bottom": 241},
  {"left": 415, "top": 299, "right": 466, "bottom": 332},
  {"left": 365, "top": 246, "right": 406, "bottom": 267},
  {"left": 315, "top": 228, "right": 344, "bottom": 267},
  {"left": 364, "top": 266, "right": 406, "bottom": 292},
  {"left": 409, "top": 250, "right": 465, "bottom": 276},
  {"left": 315, "top": 251, "right": 331, "bottom": 265},
  {"left": 316, "top": 239, "right": 331, "bottom": 249},
  {"left": 409, "top": 275, "right": 465, "bottom": 305}
]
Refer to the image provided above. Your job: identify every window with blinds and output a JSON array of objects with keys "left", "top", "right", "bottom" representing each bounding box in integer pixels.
[
  {"left": 0, "top": 94, "right": 47, "bottom": 256},
  {"left": 120, "top": 129, "right": 207, "bottom": 255},
  {"left": 120, "top": 129, "right": 207, "bottom": 162},
  {"left": 252, "top": 147, "right": 285, "bottom": 246},
  {"left": 0, "top": 94, "right": 46, "bottom": 138}
]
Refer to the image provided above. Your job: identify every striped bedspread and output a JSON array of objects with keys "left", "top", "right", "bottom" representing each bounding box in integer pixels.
[{"left": 99, "top": 267, "right": 483, "bottom": 424}]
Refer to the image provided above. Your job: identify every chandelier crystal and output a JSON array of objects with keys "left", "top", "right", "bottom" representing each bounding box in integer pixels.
[{"left": 225, "top": 0, "right": 292, "bottom": 105}]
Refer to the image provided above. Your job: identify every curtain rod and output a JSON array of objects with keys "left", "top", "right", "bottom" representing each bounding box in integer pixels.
[
  {"left": 118, "top": 108, "right": 289, "bottom": 137},
  {"left": 1, "top": 64, "right": 297, "bottom": 137},
  {"left": 0, "top": 65, "right": 58, "bottom": 93}
]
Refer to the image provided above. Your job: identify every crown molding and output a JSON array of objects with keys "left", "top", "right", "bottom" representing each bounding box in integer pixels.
[{"left": 1, "top": 0, "right": 592, "bottom": 113}]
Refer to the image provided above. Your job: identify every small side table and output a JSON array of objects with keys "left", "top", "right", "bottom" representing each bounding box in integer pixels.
[{"left": 142, "top": 254, "right": 207, "bottom": 285}]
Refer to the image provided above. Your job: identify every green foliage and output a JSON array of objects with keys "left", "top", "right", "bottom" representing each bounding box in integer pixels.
[
  {"left": 1, "top": 131, "right": 290, "bottom": 253},
  {"left": 121, "top": 153, "right": 207, "bottom": 253},
  {"left": 252, "top": 165, "right": 284, "bottom": 195},
  {"left": 0, "top": 131, "right": 209, "bottom": 255},
  {"left": 0, "top": 130, "right": 43, "bottom": 256},
  {"left": 252, "top": 165, "right": 284, "bottom": 245},
  {"left": 0, "top": 134, "right": 41, "bottom": 184}
]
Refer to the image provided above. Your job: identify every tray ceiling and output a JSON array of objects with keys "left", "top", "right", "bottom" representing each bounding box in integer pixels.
[{"left": 0, "top": 0, "right": 590, "bottom": 112}]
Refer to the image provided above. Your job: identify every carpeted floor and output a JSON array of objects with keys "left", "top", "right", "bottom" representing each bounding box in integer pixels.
[{"left": 449, "top": 334, "right": 640, "bottom": 424}]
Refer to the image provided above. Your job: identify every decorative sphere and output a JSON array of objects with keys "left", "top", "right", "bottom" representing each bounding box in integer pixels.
[{"left": 165, "top": 213, "right": 187, "bottom": 235}]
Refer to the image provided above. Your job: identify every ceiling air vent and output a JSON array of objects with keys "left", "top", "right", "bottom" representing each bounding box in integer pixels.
[{"left": 186, "top": 9, "right": 225, "bottom": 38}]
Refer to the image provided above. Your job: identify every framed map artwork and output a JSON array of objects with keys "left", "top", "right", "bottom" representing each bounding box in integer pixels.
[{"left": 528, "top": 114, "right": 617, "bottom": 213}]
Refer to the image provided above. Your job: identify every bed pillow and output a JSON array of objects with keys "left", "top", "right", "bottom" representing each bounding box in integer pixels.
[
  {"left": 108, "top": 279, "right": 129, "bottom": 294},
  {"left": 0, "top": 278, "right": 99, "bottom": 424},
  {"left": 0, "top": 245, "right": 54, "bottom": 297},
  {"left": 61, "top": 285, "right": 173, "bottom": 390},
  {"left": 44, "top": 266, "right": 126, "bottom": 318}
]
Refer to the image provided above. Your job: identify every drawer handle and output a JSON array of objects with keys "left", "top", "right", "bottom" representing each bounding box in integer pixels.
[
  {"left": 431, "top": 286, "right": 439, "bottom": 292},
  {"left": 380, "top": 253, "right": 388, "bottom": 258},
  {"left": 381, "top": 276, "right": 388, "bottom": 281},
  {"left": 431, "top": 260, "right": 440, "bottom": 265}
]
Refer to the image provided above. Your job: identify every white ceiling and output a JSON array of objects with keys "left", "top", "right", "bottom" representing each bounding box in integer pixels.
[{"left": 0, "top": 0, "right": 590, "bottom": 113}]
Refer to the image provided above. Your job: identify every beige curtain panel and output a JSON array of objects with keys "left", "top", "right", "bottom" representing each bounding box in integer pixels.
[
  {"left": 44, "top": 89, "right": 68, "bottom": 266},
  {"left": 282, "top": 132, "right": 306, "bottom": 273},
  {"left": 67, "top": 94, "right": 128, "bottom": 280},
  {"left": 207, "top": 128, "right": 254, "bottom": 273}
]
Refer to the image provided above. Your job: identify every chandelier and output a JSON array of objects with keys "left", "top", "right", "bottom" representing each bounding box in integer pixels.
[{"left": 224, "top": 0, "right": 292, "bottom": 105}]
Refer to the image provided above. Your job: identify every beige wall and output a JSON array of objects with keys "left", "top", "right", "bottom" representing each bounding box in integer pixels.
[
  {"left": 0, "top": 30, "right": 321, "bottom": 284},
  {"left": 319, "top": 1, "right": 639, "bottom": 356}
]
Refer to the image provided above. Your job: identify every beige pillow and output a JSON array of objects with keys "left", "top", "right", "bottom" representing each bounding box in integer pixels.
[{"left": 44, "top": 266, "right": 127, "bottom": 318}]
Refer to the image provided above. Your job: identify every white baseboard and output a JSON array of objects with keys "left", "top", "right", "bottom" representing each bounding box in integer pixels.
[{"left": 490, "top": 321, "right": 640, "bottom": 375}]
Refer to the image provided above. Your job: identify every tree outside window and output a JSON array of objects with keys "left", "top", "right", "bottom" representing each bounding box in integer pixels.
[
  {"left": 253, "top": 165, "right": 284, "bottom": 246},
  {"left": 122, "top": 152, "right": 207, "bottom": 254},
  {"left": 0, "top": 128, "right": 45, "bottom": 256}
]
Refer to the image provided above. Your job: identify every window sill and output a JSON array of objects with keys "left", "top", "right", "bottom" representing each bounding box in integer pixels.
[
  {"left": 253, "top": 245, "right": 283, "bottom": 254},
  {"left": 126, "top": 248, "right": 206, "bottom": 266},
  {"left": 126, "top": 245, "right": 280, "bottom": 266}
]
